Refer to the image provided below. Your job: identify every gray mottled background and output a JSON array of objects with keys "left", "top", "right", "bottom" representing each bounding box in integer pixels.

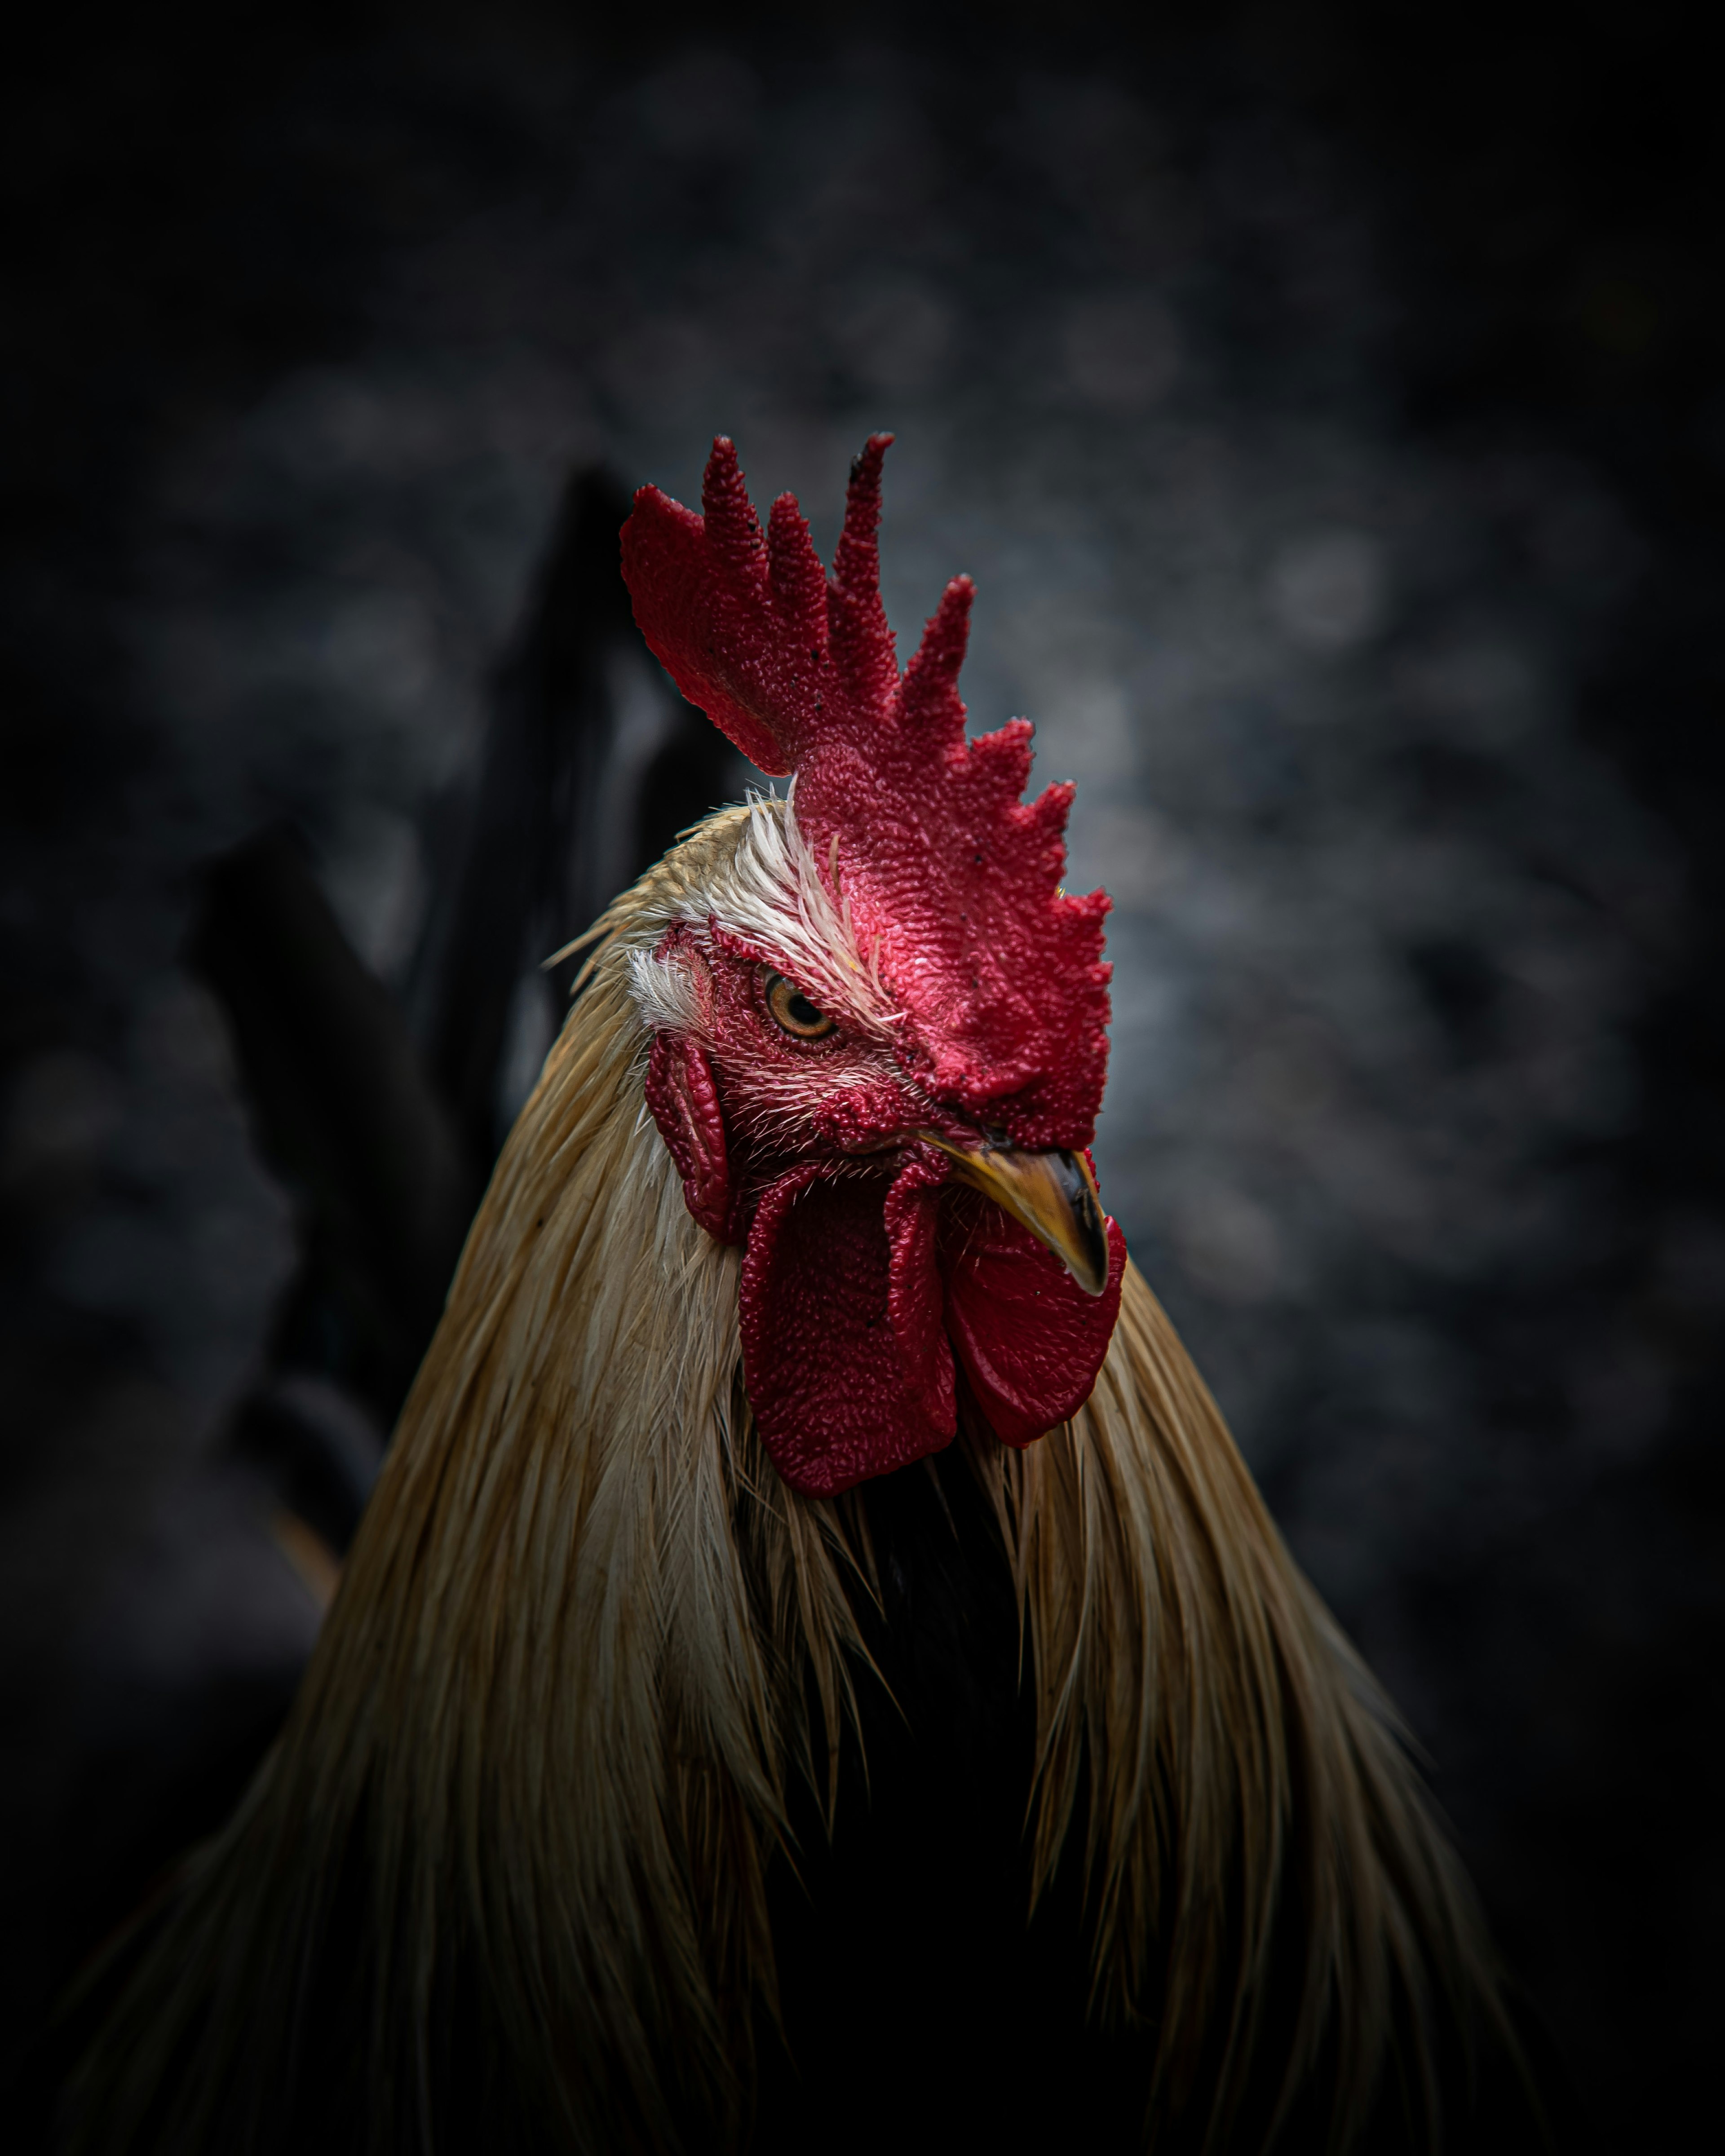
[{"left": 4, "top": 4, "right": 1721, "bottom": 2143}]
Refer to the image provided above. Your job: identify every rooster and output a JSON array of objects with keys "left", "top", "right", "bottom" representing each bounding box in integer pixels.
[{"left": 65, "top": 437, "right": 1546, "bottom": 2155}]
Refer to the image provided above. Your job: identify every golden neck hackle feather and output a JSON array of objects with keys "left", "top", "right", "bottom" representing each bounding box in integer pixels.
[{"left": 71, "top": 804, "right": 1504, "bottom": 2154}]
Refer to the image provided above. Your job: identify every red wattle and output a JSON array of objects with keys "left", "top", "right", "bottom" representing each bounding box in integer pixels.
[
  {"left": 650, "top": 1044, "right": 1125, "bottom": 1488},
  {"left": 738, "top": 1161, "right": 957, "bottom": 1498},
  {"left": 882, "top": 1153, "right": 952, "bottom": 1434},
  {"left": 939, "top": 1191, "right": 1127, "bottom": 1447}
]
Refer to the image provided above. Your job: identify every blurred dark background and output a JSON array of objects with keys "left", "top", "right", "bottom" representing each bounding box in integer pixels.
[{"left": 2, "top": 0, "right": 1719, "bottom": 2143}]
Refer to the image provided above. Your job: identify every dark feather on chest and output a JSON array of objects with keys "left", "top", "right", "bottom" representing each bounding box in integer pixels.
[
  {"left": 752, "top": 1448, "right": 1152, "bottom": 2154},
  {"left": 748, "top": 1450, "right": 1570, "bottom": 2156}
]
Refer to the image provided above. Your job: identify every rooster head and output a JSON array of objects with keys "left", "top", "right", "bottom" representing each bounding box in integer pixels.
[{"left": 619, "top": 436, "right": 1124, "bottom": 1496}]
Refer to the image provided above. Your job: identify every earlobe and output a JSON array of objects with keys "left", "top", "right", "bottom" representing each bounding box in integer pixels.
[{"left": 645, "top": 1033, "right": 738, "bottom": 1243}]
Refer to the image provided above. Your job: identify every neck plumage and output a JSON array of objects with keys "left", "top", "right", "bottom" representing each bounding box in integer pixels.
[{"left": 71, "top": 814, "right": 1503, "bottom": 2155}]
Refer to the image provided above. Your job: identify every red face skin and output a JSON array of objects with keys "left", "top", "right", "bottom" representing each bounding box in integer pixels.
[
  {"left": 644, "top": 925, "right": 1126, "bottom": 1498},
  {"left": 624, "top": 435, "right": 1126, "bottom": 1493}
]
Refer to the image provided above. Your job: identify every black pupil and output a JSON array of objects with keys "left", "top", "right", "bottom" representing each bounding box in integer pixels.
[{"left": 787, "top": 992, "right": 823, "bottom": 1029}]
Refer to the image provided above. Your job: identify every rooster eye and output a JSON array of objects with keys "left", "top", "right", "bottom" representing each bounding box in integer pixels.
[{"left": 764, "top": 970, "right": 836, "bottom": 1040}]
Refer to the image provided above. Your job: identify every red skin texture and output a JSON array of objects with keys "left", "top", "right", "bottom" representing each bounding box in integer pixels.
[
  {"left": 939, "top": 1189, "right": 1128, "bottom": 1448},
  {"left": 643, "top": 1034, "right": 739, "bottom": 1242},
  {"left": 621, "top": 437, "right": 1112, "bottom": 1154},
  {"left": 621, "top": 437, "right": 1126, "bottom": 1493},
  {"left": 643, "top": 932, "right": 1124, "bottom": 1498},
  {"left": 740, "top": 1160, "right": 955, "bottom": 1495}
]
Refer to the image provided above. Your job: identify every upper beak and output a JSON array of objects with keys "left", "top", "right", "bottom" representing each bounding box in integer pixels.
[{"left": 916, "top": 1134, "right": 1111, "bottom": 1297}]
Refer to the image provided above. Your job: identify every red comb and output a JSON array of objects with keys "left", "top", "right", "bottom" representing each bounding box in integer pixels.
[{"left": 621, "top": 437, "right": 1112, "bottom": 1150}]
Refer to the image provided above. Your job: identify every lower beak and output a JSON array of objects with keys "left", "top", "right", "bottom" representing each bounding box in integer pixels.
[{"left": 916, "top": 1135, "right": 1111, "bottom": 1298}]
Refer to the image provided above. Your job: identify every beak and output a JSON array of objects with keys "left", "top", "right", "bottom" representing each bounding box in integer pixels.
[{"left": 917, "top": 1134, "right": 1111, "bottom": 1298}]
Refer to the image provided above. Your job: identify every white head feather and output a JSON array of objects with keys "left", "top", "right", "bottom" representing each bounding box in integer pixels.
[{"left": 624, "top": 787, "right": 903, "bottom": 1043}]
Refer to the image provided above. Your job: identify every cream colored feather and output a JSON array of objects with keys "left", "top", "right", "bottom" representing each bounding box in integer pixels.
[{"left": 69, "top": 803, "right": 1507, "bottom": 2154}]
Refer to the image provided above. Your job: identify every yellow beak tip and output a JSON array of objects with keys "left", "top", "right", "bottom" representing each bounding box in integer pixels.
[{"left": 918, "top": 1133, "right": 1110, "bottom": 1298}]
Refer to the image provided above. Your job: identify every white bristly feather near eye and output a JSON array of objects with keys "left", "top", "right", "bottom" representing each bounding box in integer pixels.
[{"left": 622, "top": 789, "right": 905, "bottom": 1043}]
